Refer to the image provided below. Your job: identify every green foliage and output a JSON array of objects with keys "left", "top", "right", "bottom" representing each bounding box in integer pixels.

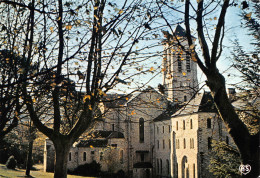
[
  {"left": 209, "top": 140, "right": 241, "bottom": 178},
  {"left": 6, "top": 156, "right": 17, "bottom": 169},
  {"left": 71, "top": 161, "right": 101, "bottom": 176}
]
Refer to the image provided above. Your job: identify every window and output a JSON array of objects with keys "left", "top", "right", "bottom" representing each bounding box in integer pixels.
[
  {"left": 178, "top": 55, "right": 182, "bottom": 72},
  {"left": 207, "top": 118, "right": 211, "bottom": 128},
  {"left": 176, "top": 121, "right": 178, "bottom": 130},
  {"left": 166, "top": 159, "right": 170, "bottom": 175},
  {"left": 111, "top": 144, "right": 117, "bottom": 147},
  {"left": 169, "top": 139, "right": 171, "bottom": 149},
  {"left": 100, "top": 152, "right": 104, "bottom": 161},
  {"left": 157, "top": 159, "right": 159, "bottom": 174},
  {"left": 184, "top": 138, "right": 186, "bottom": 149},
  {"left": 184, "top": 95, "right": 187, "bottom": 102},
  {"left": 190, "top": 119, "right": 193, "bottom": 129},
  {"left": 112, "top": 124, "right": 115, "bottom": 131},
  {"left": 162, "top": 126, "right": 164, "bottom": 133},
  {"left": 157, "top": 126, "right": 159, "bottom": 134},
  {"left": 83, "top": 152, "right": 86, "bottom": 161},
  {"left": 193, "top": 164, "right": 196, "bottom": 178},
  {"left": 139, "top": 118, "right": 144, "bottom": 143},
  {"left": 163, "top": 140, "right": 165, "bottom": 149},
  {"left": 186, "top": 55, "right": 191, "bottom": 72},
  {"left": 160, "top": 159, "right": 163, "bottom": 174},
  {"left": 157, "top": 140, "right": 160, "bottom": 149},
  {"left": 183, "top": 120, "right": 185, "bottom": 130},
  {"left": 190, "top": 138, "right": 194, "bottom": 149},
  {"left": 69, "top": 152, "right": 71, "bottom": 161},
  {"left": 208, "top": 137, "right": 212, "bottom": 150},
  {"left": 226, "top": 136, "right": 229, "bottom": 145},
  {"left": 120, "top": 150, "right": 123, "bottom": 163},
  {"left": 141, "top": 153, "right": 144, "bottom": 162},
  {"left": 169, "top": 125, "right": 171, "bottom": 133},
  {"left": 176, "top": 139, "right": 179, "bottom": 149}
]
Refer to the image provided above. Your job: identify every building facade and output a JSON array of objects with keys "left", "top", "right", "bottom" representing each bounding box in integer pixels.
[{"left": 44, "top": 25, "right": 236, "bottom": 178}]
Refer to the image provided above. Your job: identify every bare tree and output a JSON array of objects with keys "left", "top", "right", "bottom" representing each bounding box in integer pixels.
[
  {"left": 0, "top": 0, "right": 164, "bottom": 177},
  {"left": 159, "top": 0, "right": 259, "bottom": 177}
]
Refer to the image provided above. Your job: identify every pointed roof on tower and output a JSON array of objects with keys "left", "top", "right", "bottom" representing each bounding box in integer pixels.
[{"left": 174, "top": 25, "right": 187, "bottom": 37}]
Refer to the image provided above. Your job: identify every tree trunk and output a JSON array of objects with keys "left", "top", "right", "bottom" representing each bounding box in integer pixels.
[
  {"left": 25, "top": 140, "right": 33, "bottom": 176},
  {"left": 53, "top": 140, "right": 71, "bottom": 178},
  {"left": 206, "top": 71, "right": 259, "bottom": 178}
]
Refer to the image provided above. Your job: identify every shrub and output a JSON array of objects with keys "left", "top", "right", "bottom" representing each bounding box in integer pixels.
[
  {"left": 72, "top": 161, "right": 101, "bottom": 176},
  {"left": 6, "top": 155, "right": 17, "bottom": 169}
]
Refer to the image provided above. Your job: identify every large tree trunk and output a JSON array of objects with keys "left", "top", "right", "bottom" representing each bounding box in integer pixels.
[
  {"left": 53, "top": 139, "right": 72, "bottom": 178},
  {"left": 206, "top": 70, "right": 259, "bottom": 178}
]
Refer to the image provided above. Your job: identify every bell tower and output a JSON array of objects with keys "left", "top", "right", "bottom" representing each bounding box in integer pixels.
[{"left": 162, "top": 25, "right": 198, "bottom": 102}]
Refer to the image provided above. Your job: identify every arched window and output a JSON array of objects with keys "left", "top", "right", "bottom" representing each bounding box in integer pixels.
[
  {"left": 163, "top": 140, "right": 165, "bottom": 149},
  {"left": 184, "top": 95, "right": 187, "bottom": 102},
  {"left": 169, "top": 139, "right": 171, "bottom": 149},
  {"left": 83, "top": 152, "right": 86, "bottom": 161},
  {"left": 183, "top": 120, "right": 185, "bottom": 130},
  {"left": 166, "top": 159, "right": 170, "bottom": 175},
  {"left": 157, "top": 140, "right": 160, "bottom": 149},
  {"left": 226, "top": 136, "right": 229, "bottom": 145},
  {"left": 139, "top": 118, "right": 144, "bottom": 143},
  {"left": 176, "top": 121, "right": 178, "bottom": 130},
  {"left": 184, "top": 138, "right": 186, "bottom": 149},
  {"left": 207, "top": 118, "right": 211, "bottom": 128},
  {"left": 190, "top": 119, "right": 193, "bottom": 129},
  {"left": 208, "top": 137, "right": 212, "bottom": 150},
  {"left": 181, "top": 156, "right": 188, "bottom": 178}
]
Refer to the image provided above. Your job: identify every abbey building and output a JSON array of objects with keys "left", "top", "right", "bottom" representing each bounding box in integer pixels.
[{"left": 44, "top": 25, "right": 235, "bottom": 178}]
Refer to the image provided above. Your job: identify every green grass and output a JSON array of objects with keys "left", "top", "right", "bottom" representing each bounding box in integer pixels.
[{"left": 0, "top": 164, "right": 96, "bottom": 178}]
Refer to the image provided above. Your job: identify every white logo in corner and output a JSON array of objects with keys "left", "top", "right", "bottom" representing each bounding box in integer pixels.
[{"left": 239, "top": 164, "right": 251, "bottom": 175}]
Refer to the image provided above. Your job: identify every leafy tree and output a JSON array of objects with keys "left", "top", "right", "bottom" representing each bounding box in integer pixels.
[
  {"left": 159, "top": 0, "right": 259, "bottom": 177},
  {"left": 209, "top": 140, "right": 241, "bottom": 178},
  {"left": 0, "top": 0, "right": 164, "bottom": 177}
]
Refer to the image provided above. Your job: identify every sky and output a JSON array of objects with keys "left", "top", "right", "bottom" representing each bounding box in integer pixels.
[{"left": 110, "top": 0, "right": 256, "bottom": 94}]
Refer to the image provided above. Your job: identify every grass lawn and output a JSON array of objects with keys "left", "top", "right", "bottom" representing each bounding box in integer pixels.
[{"left": 0, "top": 164, "right": 96, "bottom": 178}]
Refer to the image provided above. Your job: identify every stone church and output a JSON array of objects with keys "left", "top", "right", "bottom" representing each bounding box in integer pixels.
[{"left": 44, "top": 25, "right": 235, "bottom": 178}]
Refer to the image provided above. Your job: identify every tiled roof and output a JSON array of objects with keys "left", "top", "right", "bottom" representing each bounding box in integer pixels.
[
  {"left": 101, "top": 94, "right": 129, "bottom": 108},
  {"left": 75, "top": 131, "right": 124, "bottom": 147},
  {"left": 172, "top": 92, "right": 216, "bottom": 117},
  {"left": 76, "top": 139, "right": 108, "bottom": 147},
  {"left": 89, "top": 130, "right": 124, "bottom": 139}
]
